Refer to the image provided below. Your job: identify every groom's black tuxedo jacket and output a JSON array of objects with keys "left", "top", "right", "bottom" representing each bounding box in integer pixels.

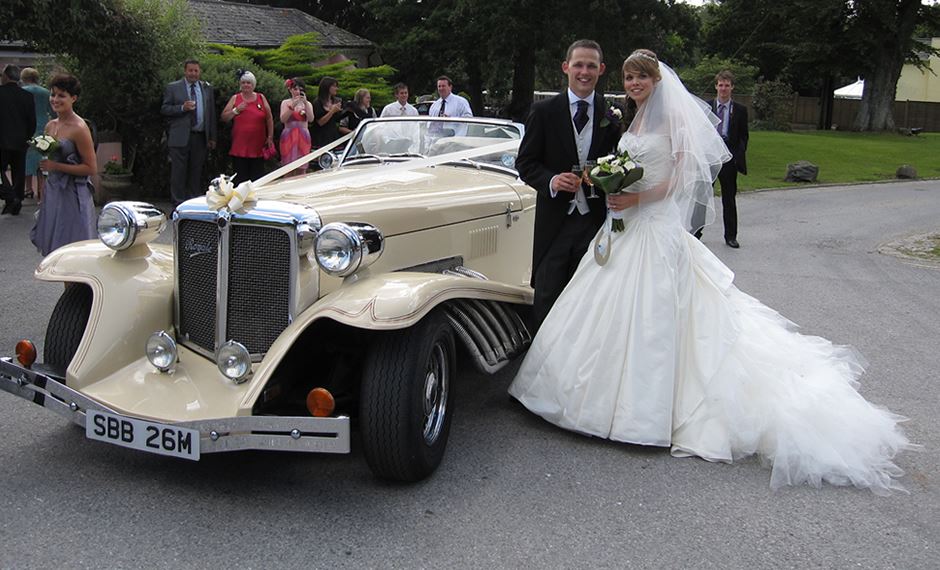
[{"left": 516, "top": 91, "right": 621, "bottom": 283}]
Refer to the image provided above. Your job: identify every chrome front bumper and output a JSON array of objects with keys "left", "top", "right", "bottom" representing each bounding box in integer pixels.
[{"left": 0, "top": 357, "right": 350, "bottom": 456}]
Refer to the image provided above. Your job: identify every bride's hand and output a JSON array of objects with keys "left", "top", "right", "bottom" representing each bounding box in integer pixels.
[{"left": 607, "top": 192, "right": 638, "bottom": 211}]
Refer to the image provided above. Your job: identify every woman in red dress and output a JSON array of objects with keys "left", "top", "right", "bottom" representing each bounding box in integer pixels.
[
  {"left": 278, "top": 77, "right": 313, "bottom": 175},
  {"left": 221, "top": 70, "right": 274, "bottom": 183}
]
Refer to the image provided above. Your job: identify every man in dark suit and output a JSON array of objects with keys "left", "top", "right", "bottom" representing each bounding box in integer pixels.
[
  {"left": 516, "top": 39, "right": 622, "bottom": 331},
  {"left": 0, "top": 64, "right": 37, "bottom": 215},
  {"left": 711, "top": 69, "right": 748, "bottom": 248},
  {"left": 161, "top": 59, "right": 216, "bottom": 205}
]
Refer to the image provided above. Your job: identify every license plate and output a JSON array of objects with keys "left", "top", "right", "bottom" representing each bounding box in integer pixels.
[{"left": 86, "top": 410, "right": 200, "bottom": 460}]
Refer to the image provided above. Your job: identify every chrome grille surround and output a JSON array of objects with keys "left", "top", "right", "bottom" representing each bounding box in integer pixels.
[{"left": 173, "top": 200, "right": 321, "bottom": 361}]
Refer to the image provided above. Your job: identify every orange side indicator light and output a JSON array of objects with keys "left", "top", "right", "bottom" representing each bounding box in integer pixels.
[
  {"left": 16, "top": 340, "right": 37, "bottom": 368},
  {"left": 306, "top": 387, "right": 335, "bottom": 417}
]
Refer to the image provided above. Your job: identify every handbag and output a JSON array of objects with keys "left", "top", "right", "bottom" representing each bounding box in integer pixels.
[{"left": 262, "top": 142, "right": 277, "bottom": 160}]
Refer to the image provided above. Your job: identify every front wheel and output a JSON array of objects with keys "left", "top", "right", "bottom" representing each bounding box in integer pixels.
[
  {"left": 44, "top": 283, "right": 93, "bottom": 373},
  {"left": 360, "top": 310, "right": 456, "bottom": 482}
]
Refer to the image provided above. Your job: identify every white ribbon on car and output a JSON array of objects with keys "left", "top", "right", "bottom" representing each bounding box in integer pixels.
[
  {"left": 206, "top": 174, "right": 256, "bottom": 212},
  {"left": 254, "top": 132, "right": 355, "bottom": 188}
]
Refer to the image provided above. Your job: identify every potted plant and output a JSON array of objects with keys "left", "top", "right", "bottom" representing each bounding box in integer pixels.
[{"left": 98, "top": 154, "right": 135, "bottom": 203}]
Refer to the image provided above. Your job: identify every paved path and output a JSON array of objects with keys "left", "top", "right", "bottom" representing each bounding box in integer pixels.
[{"left": 1, "top": 181, "right": 938, "bottom": 569}]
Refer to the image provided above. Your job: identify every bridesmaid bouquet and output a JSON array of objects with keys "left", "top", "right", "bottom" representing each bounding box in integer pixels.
[
  {"left": 589, "top": 151, "right": 643, "bottom": 231},
  {"left": 28, "top": 134, "right": 60, "bottom": 175}
]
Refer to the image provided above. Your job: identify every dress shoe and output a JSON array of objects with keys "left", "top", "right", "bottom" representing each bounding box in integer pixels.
[
  {"left": 1, "top": 201, "right": 9, "bottom": 215},
  {"left": 9, "top": 199, "right": 22, "bottom": 216},
  {"left": 725, "top": 238, "right": 740, "bottom": 248}
]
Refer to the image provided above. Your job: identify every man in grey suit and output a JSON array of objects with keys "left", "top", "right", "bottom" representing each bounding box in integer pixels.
[{"left": 161, "top": 59, "right": 216, "bottom": 205}]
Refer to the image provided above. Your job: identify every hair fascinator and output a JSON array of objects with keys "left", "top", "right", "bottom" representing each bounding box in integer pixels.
[
  {"left": 235, "top": 68, "right": 246, "bottom": 81},
  {"left": 285, "top": 78, "right": 295, "bottom": 89}
]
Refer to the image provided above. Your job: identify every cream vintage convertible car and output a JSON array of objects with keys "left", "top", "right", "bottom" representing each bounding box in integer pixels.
[{"left": 0, "top": 117, "right": 535, "bottom": 481}]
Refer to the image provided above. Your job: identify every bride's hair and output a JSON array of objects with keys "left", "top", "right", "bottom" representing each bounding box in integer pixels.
[{"left": 622, "top": 49, "right": 662, "bottom": 82}]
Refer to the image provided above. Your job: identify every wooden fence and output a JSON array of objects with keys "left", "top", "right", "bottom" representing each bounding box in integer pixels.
[
  {"left": 533, "top": 91, "right": 940, "bottom": 131},
  {"left": 717, "top": 94, "right": 940, "bottom": 132}
]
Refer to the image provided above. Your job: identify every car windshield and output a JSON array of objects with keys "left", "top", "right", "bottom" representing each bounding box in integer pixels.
[{"left": 342, "top": 117, "right": 523, "bottom": 170}]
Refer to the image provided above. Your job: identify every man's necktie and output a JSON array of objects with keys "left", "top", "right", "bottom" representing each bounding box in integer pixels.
[
  {"left": 190, "top": 83, "right": 197, "bottom": 127},
  {"left": 400, "top": 106, "right": 406, "bottom": 114},
  {"left": 574, "top": 100, "right": 589, "bottom": 133},
  {"left": 438, "top": 98, "right": 447, "bottom": 117},
  {"left": 717, "top": 103, "right": 726, "bottom": 137}
]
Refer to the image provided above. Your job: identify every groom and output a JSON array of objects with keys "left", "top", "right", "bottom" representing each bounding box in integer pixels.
[{"left": 516, "top": 39, "right": 621, "bottom": 331}]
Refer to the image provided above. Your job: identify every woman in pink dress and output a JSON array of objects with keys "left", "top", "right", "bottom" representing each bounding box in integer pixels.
[
  {"left": 221, "top": 70, "right": 273, "bottom": 183},
  {"left": 278, "top": 77, "right": 313, "bottom": 175}
]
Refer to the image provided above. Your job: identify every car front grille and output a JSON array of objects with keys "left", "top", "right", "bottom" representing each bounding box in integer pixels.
[
  {"left": 176, "top": 217, "right": 294, "bottom": 357},
  {"left": 177, "top": 219, "right": 218, "bottom": 351},
  {"left": 227, "top": 225, "right": 292, "bottom": 354}
]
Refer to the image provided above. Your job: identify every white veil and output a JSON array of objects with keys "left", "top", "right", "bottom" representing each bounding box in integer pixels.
[{"left": 627, "top": 61, "right": 731, "bottom": 233}]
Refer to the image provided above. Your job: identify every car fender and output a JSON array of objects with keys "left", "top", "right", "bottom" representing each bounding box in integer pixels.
[
  {"left": 242, "top": 271, "right": 532, "bottom": 407},
  {"left": 34, "top": 241, "right": 175, "bottom": 389}
]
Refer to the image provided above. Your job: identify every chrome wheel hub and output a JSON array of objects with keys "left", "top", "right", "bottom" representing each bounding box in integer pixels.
[{"left": 422, "top": 343, "right": 448, "bottom": 445}]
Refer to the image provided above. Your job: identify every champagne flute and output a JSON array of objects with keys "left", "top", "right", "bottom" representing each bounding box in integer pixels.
[
  {"left": 583, "top": 160, "right": 598, "bottom": 198},
  {"left": 571, "top": 164, "right": 584, "bottom": 194}
]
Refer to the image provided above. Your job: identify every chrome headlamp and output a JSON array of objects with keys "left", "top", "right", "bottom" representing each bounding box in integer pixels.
[
  {"left": 145, "top": 331, "right": 177, "bottom": 373},
  {"left": 314, "top": 222, "right": 384, "bottom": 277},
  {"left": 217, "top": 340, "right": 252, "bottom": 383},
  {"left": 318, "top": 151, "right": 337, "bottom": 170},
  {"left": 97, "top": 202, "right": 167, "bottom": 251}
]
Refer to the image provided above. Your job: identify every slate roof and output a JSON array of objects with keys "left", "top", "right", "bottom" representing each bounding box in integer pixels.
[{"left": 188, "top": 0, "right": 374, "bottom": 49}]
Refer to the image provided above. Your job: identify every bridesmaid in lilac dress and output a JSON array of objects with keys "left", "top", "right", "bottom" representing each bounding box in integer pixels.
[{"left": 30, "top": 74, "right": 97, "bottom": 256}]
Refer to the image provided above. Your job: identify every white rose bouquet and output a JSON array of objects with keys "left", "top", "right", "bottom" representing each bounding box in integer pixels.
[
  {"left": 28, "top": 134, "right": 60, "bottom": 176},
  {"left": 589, "top": 151, "right": 644, "bottom": 232}
]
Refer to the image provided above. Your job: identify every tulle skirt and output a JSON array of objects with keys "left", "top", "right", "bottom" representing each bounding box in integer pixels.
[{"left": 510, "top": 202, "right": 914, "bottom": 495}]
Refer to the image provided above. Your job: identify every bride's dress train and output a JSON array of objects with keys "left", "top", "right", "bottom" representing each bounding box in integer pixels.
[{"left": 510, "top": 133, "right": 913, "bottom": 495}]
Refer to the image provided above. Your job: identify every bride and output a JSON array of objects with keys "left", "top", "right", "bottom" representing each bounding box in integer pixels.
[{"left": 509, "top": 49, "right": 914, "bottom": 495}]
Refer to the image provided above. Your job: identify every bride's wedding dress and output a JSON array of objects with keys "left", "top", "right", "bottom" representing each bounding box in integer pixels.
[{"left": 510, "top": 130, "right": 913, "bottom": 495}]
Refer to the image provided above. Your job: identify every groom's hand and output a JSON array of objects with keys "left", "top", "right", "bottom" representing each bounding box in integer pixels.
[{"left": 552, "top": 172, "right": 582, "bottom": 194}]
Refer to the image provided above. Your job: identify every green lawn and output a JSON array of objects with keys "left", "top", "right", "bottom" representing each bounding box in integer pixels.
[{"left": 739, "top": 131, "right": 940, "bottom": 191}]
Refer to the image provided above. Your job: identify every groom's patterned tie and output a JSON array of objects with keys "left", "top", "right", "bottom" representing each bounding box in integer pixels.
[{"left": 574, "top": 100, "right": 589, "bottom": 133}]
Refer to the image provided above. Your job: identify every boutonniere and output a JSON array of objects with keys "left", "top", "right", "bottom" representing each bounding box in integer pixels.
[
  {"left": 206, "top": 174, "right": 256, "bottom": 212},
  {"left": 599, "top": 104, "right": 623, "bottom": 129}
]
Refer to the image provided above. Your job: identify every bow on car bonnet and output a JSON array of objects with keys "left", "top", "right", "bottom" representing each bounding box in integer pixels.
[{"left": 206, "top": 173, "right": 256, "bottom": 212}]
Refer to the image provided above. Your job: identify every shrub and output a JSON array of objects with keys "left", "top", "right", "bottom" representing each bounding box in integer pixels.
[
  {"left": 751, "top": 79, "right": 796, "bottom": 131},
  {"left": 210, "top": 33, "right": 397, "bottom": 108},
  {"left": 103, "top": 158, "right": 132, "bottom": 175},
  {"left": 678, "top": 56, "right": 759, "bottom": 96}
]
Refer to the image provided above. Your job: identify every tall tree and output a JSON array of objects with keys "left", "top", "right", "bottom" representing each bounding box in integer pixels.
[
  {"left": 703, "top": 0, "right": 932, "bottom": 131},
  {"left": 851, "top": 0, "right": 923, "bottom": 131}
]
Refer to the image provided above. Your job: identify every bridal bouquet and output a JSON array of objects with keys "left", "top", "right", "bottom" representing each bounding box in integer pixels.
[{"left": 589, "top": 151, "right": 643, "bottom": 232}]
